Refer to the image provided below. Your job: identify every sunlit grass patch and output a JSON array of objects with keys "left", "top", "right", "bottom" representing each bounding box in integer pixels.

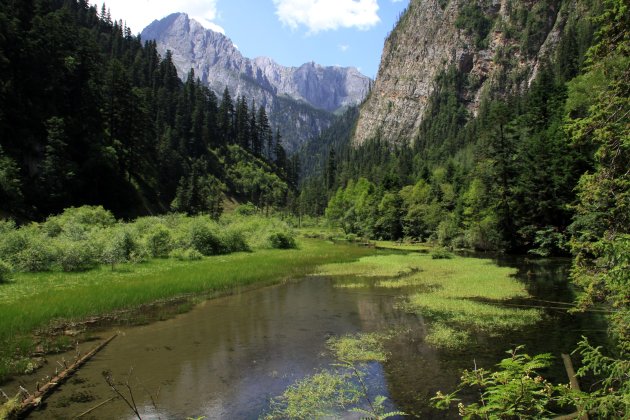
[
  {"left": 404, "top": 295, "right": 541, "bottom": 332},
  {"left": 334, "top": 282, "right": 369, "bottom": 289},
  {"left": 327, "top": 332, "right": 389, "bottom": 363},
  {"left": 372, "top": 240, "right": 432, "bottom": 253},
  {"left": 317, "top": 254, "right": 421, "bottom": 278},
  {"left": 425, "top": 323, "right": 471, "bottom": 350},
  {"left": 375, "top": 255, "right": 525, "bottom": 299},
  {"left": 316, "top": 252, "right": 542, "bottom": 348}
]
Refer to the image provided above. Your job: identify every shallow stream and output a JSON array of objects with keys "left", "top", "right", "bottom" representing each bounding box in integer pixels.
[{"left": 9, "top": 254, "right": 604, "bottom": 419}]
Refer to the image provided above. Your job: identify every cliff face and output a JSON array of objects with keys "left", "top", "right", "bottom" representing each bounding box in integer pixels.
[
  {"left": 141, "top": 13, "right": 371, "bottom": 151},
  {"left": 353, "top": 0, "right": 570, "bottom": 146}
]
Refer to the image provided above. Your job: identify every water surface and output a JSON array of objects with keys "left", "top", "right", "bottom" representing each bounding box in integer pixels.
[{"left": 12, "top": 255, "right": 603, "bottom": 419}]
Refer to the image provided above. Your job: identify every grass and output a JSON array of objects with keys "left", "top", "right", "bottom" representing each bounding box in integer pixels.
[
  {"left": 264, "top": 370, "right": 360, "bottom": 420},
  {"left": 0, "top": 238, "right": 373, "bottom": 383},
  {"left": 317, "top": 253, "right": 542, "bottom": 349},
  {"left": 318, "top": 254, "right": 421, "bottom": 278},
  {"left": 327, "top": 332, "right": 389, "bottom": 363},
  {"left": 372, "top": 240, "right": 432, "bottom": 253},
  {"left": 424, "top": 323, "right": 471, "bottom": 351}
]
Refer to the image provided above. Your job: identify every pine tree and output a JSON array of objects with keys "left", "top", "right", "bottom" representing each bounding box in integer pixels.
[
  {"left": 273, "top": 128, "right": 287, "bottom": 174},
  {"left": 326, "top": 148, "right": 337, "bottom": 191},
  {"left": 257, "top": 106, "right": 271, "bottom": 159}
]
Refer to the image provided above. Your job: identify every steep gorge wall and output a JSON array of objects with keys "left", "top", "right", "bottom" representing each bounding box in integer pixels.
[{"left": 353, "top": 0, "right": 573, "bottom": 146}]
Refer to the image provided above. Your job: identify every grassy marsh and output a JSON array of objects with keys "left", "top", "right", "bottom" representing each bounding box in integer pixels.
[{"left": 319, "top": 253, "right": 542, "bottom": 349}]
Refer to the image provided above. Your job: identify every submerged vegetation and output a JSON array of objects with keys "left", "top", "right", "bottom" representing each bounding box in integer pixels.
[
  {"left": 263, "top": 251, "right": 548, "bottom": 418},
  {"left": 266, "top": 332, "right": 403, "bottom": 420},
  {"left": 320, "top": 253, "right": 541, "bottom": 349}
]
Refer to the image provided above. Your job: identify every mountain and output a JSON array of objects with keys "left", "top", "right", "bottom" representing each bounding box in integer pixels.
[
  {"left": 141, "top": 13, "right": 371, "bottom": 152},
  {"left": 353, "top": 0, "right": 590, "bottom": 146},
  {"left": 299, "top": 0, "right": 603, "bottom": 254}
]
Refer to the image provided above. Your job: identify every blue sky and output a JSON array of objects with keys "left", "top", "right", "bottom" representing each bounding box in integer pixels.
[{"left": 100, "top": 0, "right": 410, "bottom": 78}]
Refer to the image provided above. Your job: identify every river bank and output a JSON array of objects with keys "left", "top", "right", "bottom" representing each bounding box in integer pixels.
[{"left": 0, "top": 238, "right": 374, "bottom": 387}]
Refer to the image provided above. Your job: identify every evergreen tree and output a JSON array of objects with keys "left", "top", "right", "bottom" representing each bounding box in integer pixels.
[
  {"left": 257, "top": 106, "right": 272, "bottom": 159},
  {"left": 39, "top": 117, "right": 76, "bottom": 209},
  {"left": 326, "top": 148, "right": 337, "bottom": 191}
]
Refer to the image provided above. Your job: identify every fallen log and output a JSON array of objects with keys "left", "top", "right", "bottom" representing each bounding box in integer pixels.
[
  {"left": 16, "top": 334, "right": 118, "bottom": 418},
  {"left": 554, "top": 353, "right": 589, "bottom": 420}
]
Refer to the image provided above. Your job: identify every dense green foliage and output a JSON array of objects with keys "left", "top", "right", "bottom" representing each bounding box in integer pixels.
[
  {"left": 433, "top": 347, "right": 569, "bottom": 418},
  {"left": 564, "top": 0, "right": 629, "bottom": 414},
  {"left": 0, "top": 205, "right": 297, "bottom": 276},
  {"left": 0, "top": 0, "right": 294, "bottom": 220}
]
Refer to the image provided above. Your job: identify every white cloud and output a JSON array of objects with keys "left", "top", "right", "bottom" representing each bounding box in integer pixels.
[
  {"left": 100, "top": 0, "right": 220, "bottom": 34},
  {"left": 193, "top": 17, "right": 226, "bottom": 35},
  {"left": 338, "top": 44, "right": 350, "bottom": 52},
  {"left": 273, "top": 0, "right": 380, "bottom": 33}
]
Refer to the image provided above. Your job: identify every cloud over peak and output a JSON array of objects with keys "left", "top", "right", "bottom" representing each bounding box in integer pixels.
[{"left": 273, "top": 0, "right": 380, "bottom": 33}]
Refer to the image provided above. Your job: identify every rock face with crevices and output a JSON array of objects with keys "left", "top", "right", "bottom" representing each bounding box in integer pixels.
[
  {"left": 141, "top": 13, "right": 371, "bottom": 151},
  {"left": 353, "top": 0, "right": 573, "bottom": 146}
]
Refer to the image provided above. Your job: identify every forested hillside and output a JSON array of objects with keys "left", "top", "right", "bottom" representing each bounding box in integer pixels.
[
  {"left": 301, "top": 0, "right": 621, "bottom": 256},
  {"left": 0, "top": 0, "right": 296, "bottom": 220}
]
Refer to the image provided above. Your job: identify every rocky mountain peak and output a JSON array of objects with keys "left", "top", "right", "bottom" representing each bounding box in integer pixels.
[{"left": 141, "top": 13, "right": 371, "bottom": 150}]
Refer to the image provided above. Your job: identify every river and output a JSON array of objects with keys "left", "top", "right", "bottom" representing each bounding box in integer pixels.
[{"left": 11, "top": 254, "right": 604, "bottom": 419}]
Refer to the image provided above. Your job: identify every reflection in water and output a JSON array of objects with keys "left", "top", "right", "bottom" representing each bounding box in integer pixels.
[{"left": 15, "top": 257, "right": 603, "bottom": 419}]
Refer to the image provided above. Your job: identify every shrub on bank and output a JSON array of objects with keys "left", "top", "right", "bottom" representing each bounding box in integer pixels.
[
  {"left": 57, "top": 240, "right": 96, "bottom": 272},
  {"left": 269, "top": 232, "right": 297, "bottom": 249},
  {"left": 0, "top": 207, "right": 299, "bottom": 274},
  {"left": 189, "top": 220, "right": 224, "bottom": 255},
  {"left": 169, "top": 248, "right": 203, "bottom": 261},
  {"left": 144, "top": 224, "right": 174, "bottom": 258},
  {"left": 0, "top": 260, "right": 12, "bottom": 283}
]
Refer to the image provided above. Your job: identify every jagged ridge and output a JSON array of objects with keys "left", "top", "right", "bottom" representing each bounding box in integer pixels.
[{"left": 141, "top": 13, "right": 371, "bottom": 151}]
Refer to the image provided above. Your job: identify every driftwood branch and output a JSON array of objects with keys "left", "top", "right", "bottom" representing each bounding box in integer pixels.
[{"left": 16, "top": 334, "right": 118, "bottom": 417}]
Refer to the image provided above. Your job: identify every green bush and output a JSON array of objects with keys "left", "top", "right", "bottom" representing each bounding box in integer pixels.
[
  {"left": 129, "top": 245, "right": 151, "bottom": 264},
  {"left": 269, "top": 232, "right": 297, "bottom": 249},
  {"left": 0, "top": 260, "right": 12, "bottom": 283},
  {"left": 431, "top": 248, "right": 453, "bottom": 260},
  {"left": 234, "top": 202, "right": 258, "bottom": 216},
  {"left": 168, "top": 248, "right": 203, "bottom": 261},
  {"left": 0, "top": 219, "right": 16, "bottom": 234},
  {"left": 437, "top": 218, "right": 460, "bottom": 247},
  {"left": 57, "top": 240, "right": 96, "bottom": 272},
  {"left": 97, "top": 228, "right": 137, "bottom": 268},
  {"left": 53, "top": 205, "right": 116, "bottom": 229},
  {"left": 15, "top": 241, "right": 56, "bottom": 272},
  {"left": 185, "top": 249, "right": 203, "bottom": 261},
  {"left": 345, "top": 233, "right": 359, "bottom": 242},
  {"left": 0, "top": 229, "right": 29, "bottom": 263},
  {"left": 144, "top": 225, "right": 174, "bottom": 258},
  {"left": 189, "top": 221, "right": 224, "bottom": 255},
  {"left": 464, "top": 215, "right": 503, "bottom": 251},
  {"left": 220, "top": 228, "right": 250, "bottom": 253}
]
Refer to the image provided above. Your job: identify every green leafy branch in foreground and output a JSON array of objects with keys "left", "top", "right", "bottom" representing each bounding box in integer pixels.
[
  {"left": 571, "top": 338, "right": 630, "bottom": 418},
  {"left": 432, "top": 346, "right": 571, "bottom": 419}
]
